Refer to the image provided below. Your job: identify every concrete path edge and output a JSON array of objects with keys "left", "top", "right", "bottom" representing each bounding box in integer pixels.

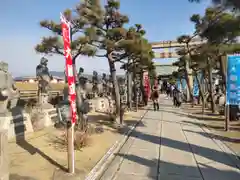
[{"left": 84, "top": 109, "right": 149, "bottom": 180}]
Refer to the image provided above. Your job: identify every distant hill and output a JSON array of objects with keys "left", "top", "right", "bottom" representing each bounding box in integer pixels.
[{"left": 49, "top": 71, "right": 65, "bottom": 78}]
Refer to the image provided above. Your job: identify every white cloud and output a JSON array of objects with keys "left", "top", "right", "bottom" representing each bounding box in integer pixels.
[{"left": 0, "top": 35, "right": 125, "bottom": 77}]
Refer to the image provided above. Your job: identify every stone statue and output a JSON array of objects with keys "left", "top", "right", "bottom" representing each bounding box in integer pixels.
[
  {"left": 36, "top": 57, "right": 52, "bottom": 94},
  {"left": 78, "top": 67, "right": 87, "bottom": 89},
  {"left": 0, "top": 61, "right": 19, "bottom": 115},
  {"left": 92, "top": 71, "right": 99, "bottom": 94},
  {"left": 106, "top": 75, "right": 113, "bottom": 95},
  {"left": 102, "top": 73, "right": 107, "bottom": 95}
]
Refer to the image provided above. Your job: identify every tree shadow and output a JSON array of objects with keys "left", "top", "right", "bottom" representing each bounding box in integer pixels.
[
  {"left": 115, "top": 154, "right": 240, "bottom": 179},
  {"left": 154, "top": 103, "right": 224, "bottom": 121},
  {"left": 183, "top": 129, "right": 240, "bottom": 147},
  {"left": 115, "top": 153, "right": 158, "bottom": 179},
  {"left": 157, "top": 108, "right": 240, "bottom": 131},
  {"left": 11, "top": 108, "right": 67, "bottom": 172},
  {"left": 182, "top": 120, "right": 240, "bottom": 132},
  {"left": 118, "top": 127, "right": 239, "bottom": 169}
]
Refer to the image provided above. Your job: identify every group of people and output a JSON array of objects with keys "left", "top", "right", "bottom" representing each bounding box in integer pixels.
[{"left": 151, "top": 82, "right": 182, "bottom": 111}]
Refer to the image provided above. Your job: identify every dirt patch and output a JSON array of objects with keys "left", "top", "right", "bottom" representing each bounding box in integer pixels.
[{"left": 8, "top": 110, "right": 145, "bottom": 180}]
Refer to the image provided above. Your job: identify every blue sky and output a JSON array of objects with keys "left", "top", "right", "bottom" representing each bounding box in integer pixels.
[{"left": 0, "top": 0, "right": 210, "bottom": 76}]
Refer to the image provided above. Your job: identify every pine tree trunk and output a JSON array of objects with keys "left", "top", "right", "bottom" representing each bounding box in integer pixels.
[
  {"left": 127, "top": 60, "right": 132, "bottom": 110},
  {"left": 195, "top": 71, "right": 205, "bottom": 114},
  {"left": 207, "top": 58, "right": 216, "bottom": 113},
  {"left": 186, "top": 44, "right": 193, "bottom": 102},
  {"left": 72, "top": 59, "right": 85, "bottom": 130},
  {"left": 133, "top": 65, "right": 138, "bottom": 111},
  {"left": 219, "top": 55, "right": 226, "bottom": 93},
  {"left": 108, "top": 59, "right": 121, "bottom": 117},
  {"left": 184, "top": 70, "right": 193, "bottom": 102},
  {"left": 127, "top": 72, "right": 133, "bottom": 110},
  {"left": 140, "top": 71, "right": 145, "bottom": 105},
  {"left": 71, "top": 30, "right": 86, "bottom": 130}
]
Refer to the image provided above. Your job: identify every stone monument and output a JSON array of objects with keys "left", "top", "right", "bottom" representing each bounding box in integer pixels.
[
  {"left": 92, "top": 71, "right": 99, "bottom": 96},
  {"left": 36, "top": 57, "right": 53, "bottom": 108},
  {"left": 78, "top": 67, "right": 88, "bottom": 99},
  {"left": 0, "top": 62, "right": 33, "bottom": 139},
  {"left": 102, "top": 73, "right": 107, "bottom": 96},
  {"left": 33, "top": 57, "right": 56, "bottom": 129},
  {"left": 0, "top": 61, "right": 19, "bottom": 116}
]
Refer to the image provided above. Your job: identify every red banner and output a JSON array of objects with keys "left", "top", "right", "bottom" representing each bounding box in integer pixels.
[
  {"left": 143, "top": 71, "right": 151, "bottom": 99},
  {"left": 61, "top": 14, "right": 77, "bottom": 124},
  {"left": 154, "top": 79, "right": 158, "bottom": 88}
]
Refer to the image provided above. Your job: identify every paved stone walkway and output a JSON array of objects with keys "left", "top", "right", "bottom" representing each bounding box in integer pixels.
[{"left": 99, "top": 96, "right": 240, "bottom": 180}]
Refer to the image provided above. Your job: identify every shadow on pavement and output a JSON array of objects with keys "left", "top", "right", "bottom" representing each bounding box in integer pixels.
[
  {"left": 11, "top": 108, "right": 68, "bottom": 172},
  {"left": 118, "top": 127, "right": 239, "bottom": 169},
  {"left": 155, "top": 108, "right": 240, "bottom": 131},
  {"left": 183, "top": 129, "right": 240, "bottom": 147},
  {"left": 116, "top": 153, "right": 240, "bottom": 179},
  {"left": 182, "top": 120, "right": 240, "bottom": 132},
  {"left": 116, "top": 153, "right": 158, "bottom": 179}
]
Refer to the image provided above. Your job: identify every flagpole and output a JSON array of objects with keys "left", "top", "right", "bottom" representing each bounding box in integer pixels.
[{"left": 61, "top": 13, "right": 75, "bottom": 174}]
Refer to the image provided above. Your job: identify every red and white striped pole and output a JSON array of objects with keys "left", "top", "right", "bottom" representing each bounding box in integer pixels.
[{"left": 60, "top": 13, "right": 77, "bottom": 174}]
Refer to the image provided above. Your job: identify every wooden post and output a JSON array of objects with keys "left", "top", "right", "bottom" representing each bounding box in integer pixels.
[
  {"left": 67, "top": 121, "right": 75, "bottom": 173},
  {"left": 225, "top": 104, "right": 230, "bottom": 131}
]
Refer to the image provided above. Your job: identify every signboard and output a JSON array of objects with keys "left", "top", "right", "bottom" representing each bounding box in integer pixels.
[
  {"left": 61, "top": 14, "right": 77, "bottom": 124},
  {"left": 226, "top": 55, "right": 240, "bottom": 105},
  {"left": 193, "top": 73, "right": 201, "bottom": 97},
  {"left": 176, "top": 79, "right": 181, "bottom": 91},
  {"left": 181, "top": 79, "right": 187, "bottom": 90}
]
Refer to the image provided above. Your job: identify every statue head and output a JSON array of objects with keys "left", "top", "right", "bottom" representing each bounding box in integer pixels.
[
  {"left": 102, "top": 73, "right": 106, "bottom": 79},
  {"left": 0, "top": 61, "right": 8, "bottom": 72},
  {"left": 79, "top": 67, "right": 84, "bottom": 74},
  {"left": 93, "top": 71, "right": 98, "bottom": 77},
  {"left": 40, "top": 57, "right": 48, "bottom": 66}
]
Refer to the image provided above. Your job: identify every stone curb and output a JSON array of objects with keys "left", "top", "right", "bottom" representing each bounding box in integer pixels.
[
  {"left": 165, "top": 108, "right": 240, "bottom": 169},
  {"left": 84, "top": 109, "right": 149, "bottom": 180}
]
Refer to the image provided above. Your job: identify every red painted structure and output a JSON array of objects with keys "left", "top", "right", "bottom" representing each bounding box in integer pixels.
[{"left": 143, "top": 71, "right": 151, "bottom": 99}]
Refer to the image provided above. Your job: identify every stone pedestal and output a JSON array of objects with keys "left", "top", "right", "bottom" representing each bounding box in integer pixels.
[
  {"left": 39, "top": 93, "right": 53, "bottom": 109},
  {"left": 88, "top": 97, "right": 115, "bottom": 113},
  {"left": 39, "top": 93, "right": 48, "bottom": 104},
  {"left": 31, "top": 108, "right": 58, "bottom": 130},
  {"left": 0, "top": 130, "right": 8, "bottom": 180}
]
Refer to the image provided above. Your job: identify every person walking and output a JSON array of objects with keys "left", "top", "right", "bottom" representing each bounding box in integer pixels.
[
  {"left": 151, "top": 86, "right": 159, "bottom": 111},
  {"left": 172, "top": 85, "right": 182, "bottom": 107}
]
